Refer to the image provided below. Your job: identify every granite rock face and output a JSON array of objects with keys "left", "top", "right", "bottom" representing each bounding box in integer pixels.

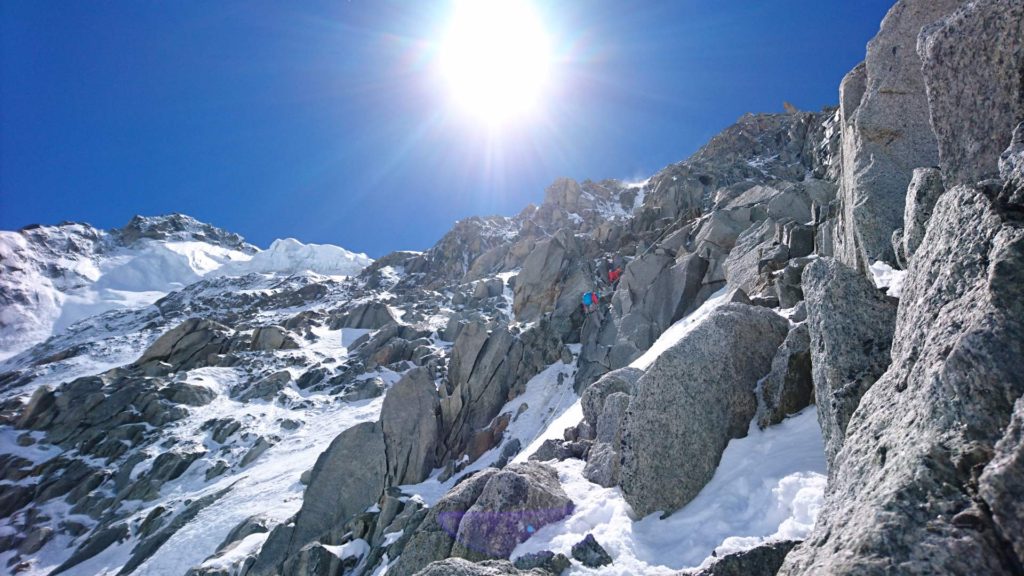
[
  {"left": 802, "top": 258, "right": 897, "bottom": 472},
  {"left": 285, "top": 422, "right": 387, "bottom": 559},
  {"left": 782, "top": 185, "right": 1024, "bottom": 575},
  {"left": 832, "top": 0, "right": 960, "bottom": 271},
  {"left": 898, "top": 167, "right": 944, "bottom": 266},
  {"left": 757, "top": 323, "right": 813, "bottom": 429},
  {"left": 919, "top": 0, "right": 1024, "bottom": 186},
  {"left": 381, "top": 367, "right": 440, "bottom": 486}
]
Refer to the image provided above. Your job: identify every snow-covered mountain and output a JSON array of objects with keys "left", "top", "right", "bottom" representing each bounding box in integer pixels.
[
  {"left": 0, "top": 214, "right": 371, "bottom": 361},
  {"left": 1, "top": 2, "right": 1022, "bottom": 576}
]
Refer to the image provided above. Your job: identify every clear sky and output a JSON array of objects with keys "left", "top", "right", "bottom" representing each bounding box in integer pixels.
[{"left": 1, "top": 1, "right": 893, "bottom": 257}]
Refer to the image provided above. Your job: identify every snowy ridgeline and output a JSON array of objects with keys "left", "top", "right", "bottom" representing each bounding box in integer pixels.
[{"left": 0, "top": 221, "right": 372, "bottom": 361}]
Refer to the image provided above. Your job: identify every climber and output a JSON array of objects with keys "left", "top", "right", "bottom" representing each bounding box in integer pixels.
[
  {"left": 581, "top": 291, "right": 599, "bottom": 315},
  {"left": 608, "top": 265, "right": 622, "bottom": 287}
]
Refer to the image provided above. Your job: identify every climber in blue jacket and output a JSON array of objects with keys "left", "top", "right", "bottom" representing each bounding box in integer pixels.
[{"left": 581, "top": 291, "right": 598, "bottom": 314}]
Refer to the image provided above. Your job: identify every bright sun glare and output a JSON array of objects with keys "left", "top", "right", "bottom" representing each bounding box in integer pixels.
[{"left": 439, "top": 0, "right": 552, "bottom": 126}]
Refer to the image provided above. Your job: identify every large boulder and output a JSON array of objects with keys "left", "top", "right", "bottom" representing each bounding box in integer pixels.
[
  {"left": 692, "top": 540, "right": 799, "bottom": 576},
  {"left": 580, "top": 367, "right": 643, "bottom": 428},
  {"left": 918, "top": 0, "right": 1024, "bottom": 186},
  {"left": 451, "top": 463, "right": 574, "bottom": 561},
  {"left": 413, "top": 559, "right": 542, "bottom": 576},
  {"left": 382, "top": 368, "right": 440, "bottom": 486},
  {"left": 332, "top": 301, "right": 400, "bottom": 330},
  {"left": 250, "top": 325, "right": 301, "bottom": 351},
  {"left": 135, "top": 318, "right": 234, "bottom": 372},
  {"left": 394, "top": 464, "right": 572, "bottom": 575},
  {"left": 780, "top": 184, "right": 1024, "bottom": 575},
  {"left": 392, "top": 469, "right": 499, "bottom": 576},
  {"left": 619, "top": 304, "right": 789, "bottom": 517},
  {"left": 802, "top": 258, "right": 897, "bottom": 472},
  {"left": 583, "top": 391, "right": 632, "bottom": 487},
  {"left": 832, "top": 0, "right": 960, "bottom": 271}
]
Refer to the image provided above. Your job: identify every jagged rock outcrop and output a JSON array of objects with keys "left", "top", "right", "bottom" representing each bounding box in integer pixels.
[
  {"left": 782, "top": 183, "right": 1024, "bottom": 574},
  {"left": 254, "top": 421, "right": 385, "bottom": 574},
  {"left": 414, "top": 558, "right": 545, "bottom": 576},
  {"left": 236, "top": 370, "right": 291, "bottom": 402},
  {"left": 918, "top": 0, "right": 1024, "bottom": 186},
  {"left": 895, "top": 167, "right": 944, "bottom": 266},
  {"left": 382, "top": 367, "right": 440, "bottom": 486},
  {"left": 439, "top": 319, "right": 564, "bottom": 463},
  {"left": 512, "top": 229, "right": 590, "bottom": 324},
  {"left": 757, "top": 323, "right": 813, "bottom": 428},
  {"left": 802, "top": 258, "right": 897, "bottom": 472},
  {"left": 117, "top": 213, "right": 254, "bottom": 251},
  {"left": 980, "top": 396, "right": 1024, "bottom": 562},
  {"left": 1002, "top": 123, "right": 1024, "bottom": 196},
  {"left": 832, "top": 0, "right": 959, "bottom": 271},
  {"left": 620, "top": 304, "right": 789, "bottom": 517},
  {"left": 512, "top": 550, "right": 571, "bottom": 574},
  {"left": 331, "top": 301, "right": 400, "bottom": 330},
  {"left": 611, "top": 252, "right": 708, "bottom": 360}
]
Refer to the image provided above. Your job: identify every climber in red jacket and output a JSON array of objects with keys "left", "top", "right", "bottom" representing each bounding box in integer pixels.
[{"left": 608, "top": 266, "right": 622, "bottom": 287}]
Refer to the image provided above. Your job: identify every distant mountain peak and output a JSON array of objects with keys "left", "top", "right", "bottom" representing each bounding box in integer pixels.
[{"left": 116, "top": 213, "right": 258, "bottom": 253}]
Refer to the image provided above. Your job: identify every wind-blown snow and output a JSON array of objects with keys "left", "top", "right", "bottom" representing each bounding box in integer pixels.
[{"left": 513, "top": 408, "right": 827, "bottom": 574}]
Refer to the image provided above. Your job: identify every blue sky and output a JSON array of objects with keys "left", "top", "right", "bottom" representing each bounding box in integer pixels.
[{"left": 1, "top": 1, "right": 893, "bottom": 257}]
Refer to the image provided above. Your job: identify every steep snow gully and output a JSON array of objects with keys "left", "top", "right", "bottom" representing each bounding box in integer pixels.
[{"left": 2, "top": 1, "right": 1023, "bottom": 575}]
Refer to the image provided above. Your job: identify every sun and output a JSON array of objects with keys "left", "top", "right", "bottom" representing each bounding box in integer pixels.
[{"left": 439, "top": 0, "right": 552, "bottom": 126}]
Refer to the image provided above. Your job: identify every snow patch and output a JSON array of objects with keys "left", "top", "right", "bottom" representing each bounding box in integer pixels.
[
  {"left": 869, "top": 261, "right": 906, "bottom": 298},
  {"left": 512, "top": 408, "right": 827, "bottom": 574}
]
